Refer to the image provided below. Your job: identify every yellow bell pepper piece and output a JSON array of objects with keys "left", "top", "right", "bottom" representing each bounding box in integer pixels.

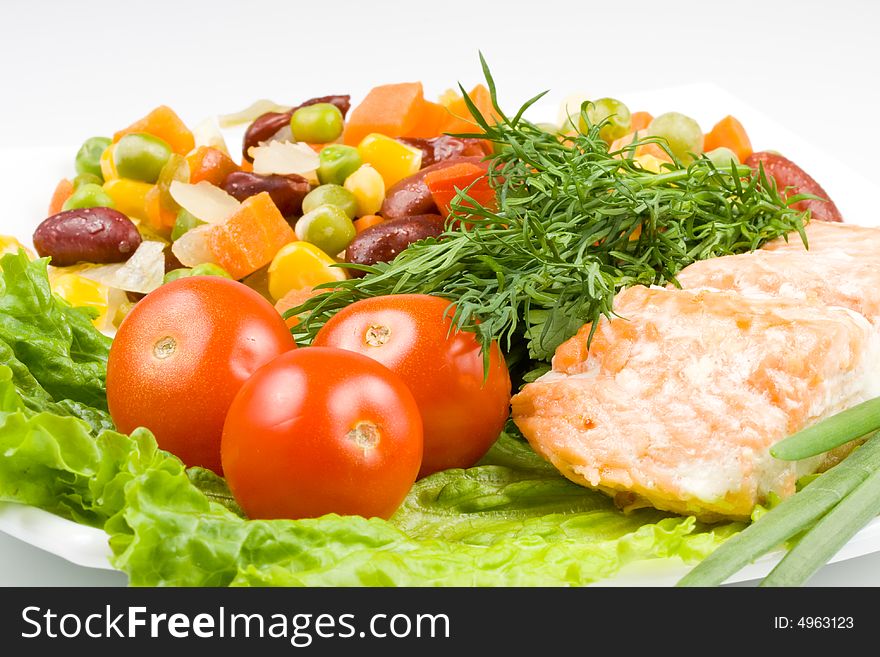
[
  {"left": 103, "top": 179, "right": 153, "bottom": 221},
  {"left": 356, "top": 133, "right": 422, "bottom": 188},
  {"left": 344, "top": 164, "right": 385, "bottom": 216},
  {"left": 267, "top": 241, "right": 347, "bottom": 301},
  {"left": 100, "top": 144, "right": 119, "bottom": 181},
  {"left": 51, "top": 271, "right": 111, "bottom": 328},
  {"left": 0, "top": 235, "right": 34, "bottom": 259}
]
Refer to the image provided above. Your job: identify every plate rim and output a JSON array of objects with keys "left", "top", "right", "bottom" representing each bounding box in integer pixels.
[{"left": 2, "top": 81, "right": 879, "bottom": 585}]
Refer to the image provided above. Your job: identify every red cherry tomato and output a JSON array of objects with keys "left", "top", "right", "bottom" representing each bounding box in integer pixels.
[
  {"left": 106, "top": 277, "right": 296, "bottom": 474},
  {"left": 312, "top": 294, "right": 511, "bottom": 477},
  {"left": 221, "top": 347, "right": 423, "bottom": 520}
]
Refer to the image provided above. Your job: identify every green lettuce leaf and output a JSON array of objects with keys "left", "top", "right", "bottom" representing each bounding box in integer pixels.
[
  {"left": 0, "top": 251, "right": 112, "bottom": 432},
  {"left": 0, "top": 252, "right": 744, "bottom": 585}
]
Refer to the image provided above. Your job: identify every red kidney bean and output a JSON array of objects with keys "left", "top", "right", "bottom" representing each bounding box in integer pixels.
[
  {"left": 32, "top": 207, "right": 141, "bottom": 267},
  {"left": 242, "top": 94, "right": 351, "bottom": 161},
  {"left": 242, "top": 112, "right": 290, "bottom": 162},
  {"left": 163, "top": 246, "right": 184, "bottom": 274},
  {"left": 381, "top": 156, "right": 486, "bottom": 220},
  {"left": 399, "top": 136, "right": 490, "bottom": 168},
  {"left": 745, "top": 151, "right": 843, "bottom": 222},
  {"left": 345, "top": 214, "right": 446, "bottom": 276},
  {"left": 221, "top": 171, "right": 311, "bottom": 217}
]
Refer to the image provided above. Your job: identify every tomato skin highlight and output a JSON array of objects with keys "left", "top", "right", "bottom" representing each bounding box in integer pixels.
[
  {"left": 221, "top": 347, "right": 423, "bottom": 520},
  {"left": 312, "top": 294, "right": 512, "bottom": 477},
  {"left": 106, "top": 276, "right": 296, "bottom": 474}
]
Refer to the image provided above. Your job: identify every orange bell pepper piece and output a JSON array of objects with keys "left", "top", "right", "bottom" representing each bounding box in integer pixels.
[{"left": 113, "top": 106, "right": 195, "bottom": 156}]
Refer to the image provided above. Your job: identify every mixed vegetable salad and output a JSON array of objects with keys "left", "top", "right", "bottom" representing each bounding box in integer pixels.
[{"left": 0, "top": 60, "right": 851, "bottom": 585}]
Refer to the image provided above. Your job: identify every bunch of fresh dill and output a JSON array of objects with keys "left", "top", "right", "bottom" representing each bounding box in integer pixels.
[{"left": 291, "top": 57, "right": 806, "bottom": 376}]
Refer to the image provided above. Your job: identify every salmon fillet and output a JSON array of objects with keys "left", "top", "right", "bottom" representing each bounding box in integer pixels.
[
  {"left": 675, "top": 244, "right": 880, "bottom": 325},
  {"left": 763, "top": 221, "right": 880, "bottom": 258},
  {"left": 512, "top": 285, "right": 880, "bottom": 520}
]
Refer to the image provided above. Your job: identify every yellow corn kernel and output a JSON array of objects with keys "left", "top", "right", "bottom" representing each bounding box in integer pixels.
[
  {"left": 0, "top": 235, "right": 34, "bottom": 259},
  {"left": 100, "top": 144, "right": 119, "bottom": 181},
  {"left": 356, "top": 133, "right": 422, "bottom": 188},
  {"left": 267, "top": 241, "right": 347, "bottom": 301},
  {"left": 51, "top": 271, "right": 111, "bottom": 328},
  {"left": 344, "top": 164, "right": 385, "bottom": 216},
  {"left": 103, "top": 179, "right": 153, "bottom": 221},
  {"left": 634, "top": 153, "right": 665, "bottom": 174}
]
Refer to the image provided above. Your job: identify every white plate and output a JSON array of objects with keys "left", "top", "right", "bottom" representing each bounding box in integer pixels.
[{"left": 2, "top": 84, "right": 879, "bottom": 585}]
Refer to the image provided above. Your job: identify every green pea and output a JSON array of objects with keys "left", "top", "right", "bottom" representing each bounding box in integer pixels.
[
  {"left": 294, "top": 204, "right": 356, "bottom": 256},
  {"left": 62, "top": 183, "right": 116, "bottom": 211},
  {"left": 302, "top": 184, "right": 358, "bottom": 219},
  {"left": 705, "top": 146, "right": 740, "bottom": 170},
  {"left": 75, "top": 136, "right": 111, "bottom": 180},
  {"left": 191, "top": 263, "right": 232, "bottom": 279},
  {"left": 317, "top": 144, "right": 362, "bottom": 185},
  {"left": 72, "top": 173, "right": 104, "bottom": 190},
  {"left": 114, "top": 133, "right": 173, "bottom": 183},
  {"left": 171, "top": 209, "right": 206, "bottom": 242},
  {"left": 163, "top": 268, "right": 192, "bottom": 285},
  {"left": 648, "top": 112, "right": 704, "bottom": 164},
  {"left": 290, "top": 103, "right": 344, "bottom": 144},
  {"left": 578, "top": 98, "right": 632, "bottom": 145}
]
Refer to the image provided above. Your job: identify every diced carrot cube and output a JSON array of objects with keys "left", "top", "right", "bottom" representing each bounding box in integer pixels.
[
  {"left": 343, "top": 82, "right": 426, "bottom": 146},
  {"left": 113, "top": 106, "right": 195, "bottom": 156},
  {"left": 404, "top": 100, "right": 448, "bottom": 138},
  {"left": 630, "top": 111, "right": 654, "bottom": 132},
  {"left": 609, "top": 131, "right": 673, "bottom": 163},
  {"left": 275, "top": 286, "right": 325, "bottom": 329},
  {"left": 704, "top": 115, "right": 753, "bottom": 162},
  {"left": 423, "top": 161, "right": 494, "bottom": 217},
  {"left": 353, "top": 214, "right": 385, "bottom": 234},
  {"left": 187, "top": 146, "right": 240, "bottom": 186},
  {"left": 208, "top": 192, "right": 296, "bottom": 279},
  {"left": 441, "top": 84, "right": 497, "bottom": 134},
  {"left": 143, "top": 185, "right": 177, "bottom": 233},
  {"left": 48, "top": 178, "right": 74, "bottom": 215}
]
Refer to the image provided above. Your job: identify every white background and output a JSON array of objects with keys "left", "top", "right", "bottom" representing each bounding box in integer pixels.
[{"left": 1, "top": 0, "right": 879, "bottom": 586}]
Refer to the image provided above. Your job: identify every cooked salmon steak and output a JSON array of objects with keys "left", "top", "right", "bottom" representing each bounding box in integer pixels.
[
  {"left": 763, "top": 221, "right": 880, "bottom": 258},
  {"left": 511, "top": 284, "right": 880, "bottom": 520},
  {"left": 676, "top": 222, "right": 880, "bottom": 325}
]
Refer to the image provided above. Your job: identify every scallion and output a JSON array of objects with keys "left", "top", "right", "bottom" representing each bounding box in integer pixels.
[
  {"left": 771, "top": 396, "right": 880, "bottom": 461},
  {"left": 677, "top": 432, "right": 880, "bottom": 587}
]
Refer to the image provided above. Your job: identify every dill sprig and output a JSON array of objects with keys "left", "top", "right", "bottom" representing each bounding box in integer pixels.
[{"left": 290, "top": 56, "right": 806, "bottom": 367}]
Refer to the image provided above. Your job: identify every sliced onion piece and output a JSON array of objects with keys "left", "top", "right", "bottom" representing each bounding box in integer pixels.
[
  {"left": 218, "top": 99, "right": 292, "bottom": 128},
  {"left": 249, "top": 140, "right": 319, "bottom": 177},
  {"left": 169, "top": 180, "right": 240, "bottom": 225},
  {"left": 171, "top": 224, "right": 217, "bottom": 268},
  {"left": 80, "top": 241, "right": 166, "bottom": 295},
  {"left": 192, "top": 117, "right": 230, "bottom": 156}
]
